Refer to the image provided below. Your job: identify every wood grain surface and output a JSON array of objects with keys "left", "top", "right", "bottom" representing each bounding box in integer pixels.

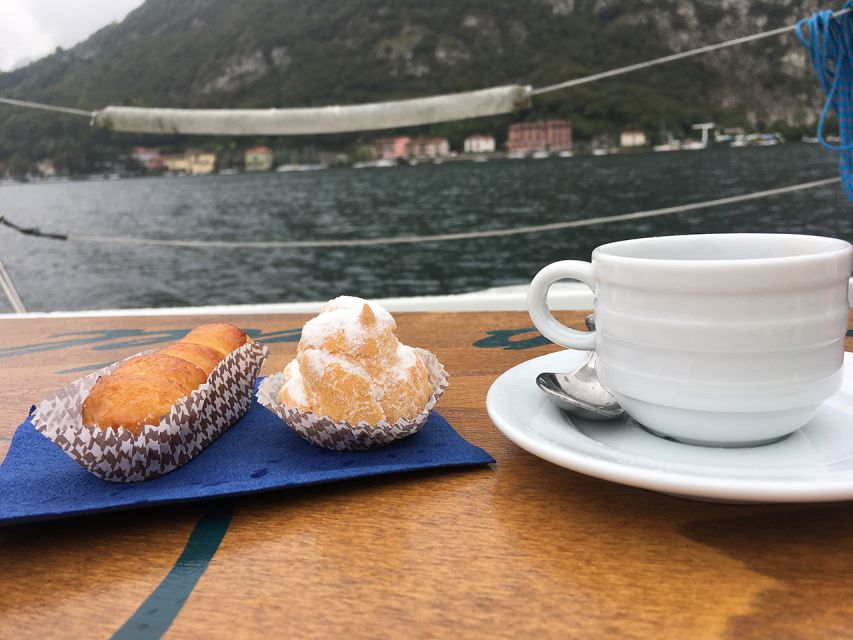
[{"left": 2, "top": 311, "right": 853, "bottom": 639}]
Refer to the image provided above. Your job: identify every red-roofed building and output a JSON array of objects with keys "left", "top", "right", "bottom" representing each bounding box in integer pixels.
[
  {"left": 130, "top": 146, "right": 163, "bottom": 171},
  {"left": 245, "top": 146, "right": 273, "bottom": 172},
  {"left": 507, "top": 120, "right": 572, "bottom": 153},
  {"left": 370, "top": 136, "right": 411, "bottom": 160}
]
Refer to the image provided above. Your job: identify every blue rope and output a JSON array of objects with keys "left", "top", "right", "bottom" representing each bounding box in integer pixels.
[{"left": 796, "top": 3, "right": 853, "bottom": 199}]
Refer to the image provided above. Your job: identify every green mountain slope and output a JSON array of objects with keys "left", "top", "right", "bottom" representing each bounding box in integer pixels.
[{"left": 0, "top": 0, "right": 832, "bottom": 169}]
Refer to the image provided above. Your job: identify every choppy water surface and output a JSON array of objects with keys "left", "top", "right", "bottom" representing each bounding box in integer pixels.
[{"left": 0, "top": 144, "right": 849, "bottom": 312}]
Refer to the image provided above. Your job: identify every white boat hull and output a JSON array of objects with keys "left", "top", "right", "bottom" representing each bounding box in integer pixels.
[{"left": 1, "top": 283, "right": 593, "bottom": 319}]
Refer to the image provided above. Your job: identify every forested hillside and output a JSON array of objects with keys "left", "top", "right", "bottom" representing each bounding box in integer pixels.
[{"left": 0, "top": 0, "right": 833, "bottom": 172}]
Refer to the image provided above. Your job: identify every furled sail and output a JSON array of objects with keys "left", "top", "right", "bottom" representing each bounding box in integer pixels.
[{"left": 92, "top": 85, "right": 532, "bottom": 135}]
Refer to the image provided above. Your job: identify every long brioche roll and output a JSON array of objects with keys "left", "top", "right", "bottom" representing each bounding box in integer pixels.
[{"left": 82, "top": 323, "right": 251, "bottom": 435}]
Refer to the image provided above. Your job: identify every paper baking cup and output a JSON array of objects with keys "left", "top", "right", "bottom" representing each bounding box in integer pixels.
[
  {"left": 256, "top": 348, "right": 449, "bottom": 450},
  {"left": 31, "top": 342, "right": 269, "bottom": 482}
]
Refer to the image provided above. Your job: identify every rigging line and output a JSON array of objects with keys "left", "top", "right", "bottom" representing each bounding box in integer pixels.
[
  {"left": 531, "top": 7, "right": 853, "bottom": 96},
  {"left": 0, "top": 177, "right": 832, "bottom": 250},
  {"left": 0, "top": 97, "right": 92, "bottom": 118}
]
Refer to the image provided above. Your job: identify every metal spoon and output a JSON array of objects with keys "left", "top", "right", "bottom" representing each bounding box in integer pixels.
[{"left": 536, "top": 314, "right": 625, "bottom": 421}]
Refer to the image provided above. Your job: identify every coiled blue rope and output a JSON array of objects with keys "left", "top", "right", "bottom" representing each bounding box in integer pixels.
[{"left": 796, "top": 2, "right": 853, "bottom": 200}]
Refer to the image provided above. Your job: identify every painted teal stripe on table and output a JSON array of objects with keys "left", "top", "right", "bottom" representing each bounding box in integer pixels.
[
  {"left": 57, "top": 361, "right": 118, "bottom": 374},
  {"left": 112, "top": 501, "right": 234, "bottom": 640}
]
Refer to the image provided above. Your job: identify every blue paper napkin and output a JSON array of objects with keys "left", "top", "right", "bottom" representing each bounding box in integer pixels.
[{"left": 0, "top": 379, "right": 494, "bottom": 525}]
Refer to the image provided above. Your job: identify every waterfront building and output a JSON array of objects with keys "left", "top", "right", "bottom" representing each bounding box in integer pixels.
[
  {"left": 507, "top": 120, "right": 572, "bottom": 153},
  {"left": 146, "top": 156, "right": 165, "bottom": 171},
  {"left": 161, "top": 154, "right": 189, "bottom": 173},
  {"left": 35, "top": 159, "right": 56, "bottom": 177},
  {"left": 464, "top": 134, "right": 496, "bottom": 154},
  {"left": 370, "top": 136, "right": 412, "bottom": 160},
  {"left": 130, "top": 146, "right": 163, "bottom": 171},
  {"left": 185, "top": 149, "right": 217, "bottom": 175},
  {"left": 245, "top": 146, "right": 274, "bottom": 171},
  {"left": 407, "top": 138, "right": 450, "bottom": 159},
  {"left": 158, "top": 150, "right": 216, "bottom": 175},
  {"left": 620, "top": 131, "right": 648, "bottom": 147}
]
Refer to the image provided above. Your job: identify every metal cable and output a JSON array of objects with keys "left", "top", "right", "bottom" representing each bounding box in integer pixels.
[
  {"left": 0, "top": 177, "right": 833, "bottom": 250},
  {"left": 0, "top": 97, "right": 92, "bottom": 118}
]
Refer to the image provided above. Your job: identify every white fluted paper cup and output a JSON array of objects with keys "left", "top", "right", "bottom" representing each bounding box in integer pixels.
[
  {"left": 256, "top": 348, "right": 448, "bottom": 451},
  {"left": 31, "top": 342, "right": 269, "bottom": 482}
]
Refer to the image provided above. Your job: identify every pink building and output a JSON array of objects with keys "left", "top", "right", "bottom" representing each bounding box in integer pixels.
[
  {"left": 370, "top": 137, "right": 411, "bottom": 160},
  {"left": 130, "top": 146, "right": 163, "bottom": 171},
  {"left": 36, "top": 159, "right": 56, "bottom": 177}
]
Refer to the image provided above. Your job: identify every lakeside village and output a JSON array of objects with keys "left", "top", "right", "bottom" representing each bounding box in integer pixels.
[{"left": 1, "top": 119, "right": 795, "bottom": 183}]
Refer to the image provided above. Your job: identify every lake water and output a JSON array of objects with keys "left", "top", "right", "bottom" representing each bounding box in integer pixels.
[{"left": 0, "top": 144, "right": 849, "bottom": 313}]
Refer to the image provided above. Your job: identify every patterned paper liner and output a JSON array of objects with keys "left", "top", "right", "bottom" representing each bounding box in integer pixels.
[
  {"left": 31, "top": 341, "right": 269, "bottom": 482},
  {"left": 256, "top": 348, "right": 449, "bottom": 450}
]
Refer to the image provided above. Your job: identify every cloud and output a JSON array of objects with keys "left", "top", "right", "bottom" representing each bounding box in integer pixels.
[
  {"left": 0, "top": 0, "right": 144, "bottom": 71},
  {"left": 0, "top": 4, "right": 56, "bottom": 70}
]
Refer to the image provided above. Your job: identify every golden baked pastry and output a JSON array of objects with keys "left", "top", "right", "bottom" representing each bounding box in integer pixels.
[
  {"left": 160, "top": 342, "right": 223, "bottom": 376},
  {"left": 81, "top": 323, "right": 250, "bottom": 435},
  {"left": 111, "top": 352, "right": 208, "bottom": 391},
  {"left": 82, "top": 374, "right": 196, "bottom": 436},
  {"left": 181, "top": 323, "right": 251, "bottom": 357},
  {"left": 280, "top": 296, "right": 432, "bottom": 424}
]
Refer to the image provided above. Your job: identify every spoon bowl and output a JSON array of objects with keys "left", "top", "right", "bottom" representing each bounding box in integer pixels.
[{"left": 536, "top": 314, "right": 624, "bottom": 421}]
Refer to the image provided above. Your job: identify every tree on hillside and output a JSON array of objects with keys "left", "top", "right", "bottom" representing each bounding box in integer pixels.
[{"left": 8, "top": 155, "right": 30, "bottom": 181}]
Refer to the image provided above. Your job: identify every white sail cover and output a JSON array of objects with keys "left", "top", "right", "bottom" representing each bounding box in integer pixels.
[{"left": 92, "top": 85, "right": 531, "bottom": 135}]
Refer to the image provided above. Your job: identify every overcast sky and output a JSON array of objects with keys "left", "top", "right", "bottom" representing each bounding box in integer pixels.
[{"left": 0, "top": 0, "right": 144, "bottom": 71}]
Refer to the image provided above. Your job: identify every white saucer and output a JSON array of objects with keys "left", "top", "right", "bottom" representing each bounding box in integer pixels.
[{"left": 486, "top": 350, "right": 853, "bottom": 503}]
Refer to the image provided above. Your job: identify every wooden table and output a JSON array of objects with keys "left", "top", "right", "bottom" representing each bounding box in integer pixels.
[{"left": 2, "top": 311, "right": 853, "bottom": 639}]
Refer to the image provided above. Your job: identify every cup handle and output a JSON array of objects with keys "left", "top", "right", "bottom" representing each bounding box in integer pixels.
[{"left": 527, "top": 260, "right": 596, "bottom": 350}]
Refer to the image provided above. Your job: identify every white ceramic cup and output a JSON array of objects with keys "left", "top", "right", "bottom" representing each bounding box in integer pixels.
[{"left": 528, "top": 233, "right": 853, "bottom": 447}]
